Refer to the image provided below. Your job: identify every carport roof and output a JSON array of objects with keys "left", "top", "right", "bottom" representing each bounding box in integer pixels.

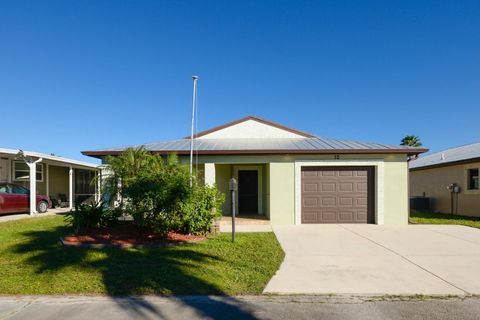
[
  {"left": 409, "top": 142, "right": 480, "bottom": 170},
  {"left": 0, "top": 148, "right": 99, "bottom": 169}
]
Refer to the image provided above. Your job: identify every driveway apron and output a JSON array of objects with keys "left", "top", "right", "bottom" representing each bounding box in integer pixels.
[{"left": 264, "top": 224, "right": 480, "bottom": 295}]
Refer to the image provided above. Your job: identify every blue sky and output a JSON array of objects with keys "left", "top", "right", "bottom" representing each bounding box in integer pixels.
[{"left": 1, "top": 0, "right": 478, "bottom": 163}]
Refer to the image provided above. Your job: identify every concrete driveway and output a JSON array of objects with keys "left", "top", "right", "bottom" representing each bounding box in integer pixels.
[{"left": 264, "top": 224, "right": 480, "bottom": 296}]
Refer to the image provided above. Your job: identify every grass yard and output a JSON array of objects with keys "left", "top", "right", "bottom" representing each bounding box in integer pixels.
[
  {"left": 410, "top": 211, "right": 480, "bottom": 229},
  {"left": 0, "top": 215, "right": 284, "bottom": 295}
]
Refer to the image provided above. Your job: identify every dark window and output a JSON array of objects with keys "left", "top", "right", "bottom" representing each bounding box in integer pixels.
[
  {"left": 11, "top": 185, "right": 29, "bottom": 194},
  {"left": 75, "top": 170, "right": 95, "bottom": 195},
  {"left": 0, "top": 185, "right": 9, "bottom": 193},
  {"left": 468, "top": 168, "right": 479, "bottom": 190}
]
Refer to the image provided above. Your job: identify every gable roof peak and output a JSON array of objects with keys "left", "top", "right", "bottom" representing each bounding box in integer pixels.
[{"left": 187, "top": 115, "right": 317, "bottom": 139}]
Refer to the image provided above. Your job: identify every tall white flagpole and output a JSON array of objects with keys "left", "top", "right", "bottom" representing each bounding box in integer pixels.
[{"left": 189, "top": 75, "right": 199, "bottom": 187}]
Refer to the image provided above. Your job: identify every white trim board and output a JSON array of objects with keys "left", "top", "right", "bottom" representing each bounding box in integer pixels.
[
  {"left": 233, "top": 165, "right": 263, "bottom": 215},
  {"left": 294, "top": 159, "right": 385, "bottom": 225}
]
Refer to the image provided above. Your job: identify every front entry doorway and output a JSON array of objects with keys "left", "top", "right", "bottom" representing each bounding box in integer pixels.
[{"left": 238, "top": 170, "right": 259, "bottom": 214}]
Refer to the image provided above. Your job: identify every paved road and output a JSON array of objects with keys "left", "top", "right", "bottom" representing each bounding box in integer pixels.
[
  {"left": 0, "top": 295, "right": 479, "bottom": 320},
  {"left": 265, "top": 224, "right": 480, "bottom": 295}
]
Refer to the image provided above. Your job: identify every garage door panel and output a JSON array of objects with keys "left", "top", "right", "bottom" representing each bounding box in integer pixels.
[
  {"left": 320, "top": 170, "right": 335, "bottom": 177},
  {"left": 301, "top": 166, "right": 374, "bottom": 224},
  {"left": 356, "top": 212, "right": 368, "bottom": 221},
  {"left": 302, "top": 171, "right": 318, "bottom": 177},
  {"left": 303, "top": 183, "right": 318, "bottom": 192},
  {"left": 303, "top": 197, "right": 318, "bottom": 207},
  {"left": 320, "top": 197, "right": 336, "bottom": 206},
  {"left": 356, "top": 170, "right": 368, "bottom": 177},
  {"left": 302, "top": 211, "right": 318, "bottom": 223},
  {"left": 356, "top": 198, "right": 368, "bottom": 206},
  {"left": 338, "top": 183, "right": 354, "bottom": 192},
  {"left": 356, "top": 182, "right": 368, "bottom": 192},
  {"left": 320, "top": 183, "right": 336, "bottom": 192},
  {"left": 339, "top": 197, "right": 353, "bottom": 206},
  {"left": 320, "top": 211, "right": 337, "bottom": 222},
  {"left": 338, "top": 211, "right": 355, "bottom": 221}
]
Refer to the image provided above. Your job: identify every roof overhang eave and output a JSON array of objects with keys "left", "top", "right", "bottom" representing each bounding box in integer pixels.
[
  {"left": 82, "top": 148, "right": 429, "bottom": 158},
  {"left": 410, "top": 156, "right": 480, "bottom": 171}
]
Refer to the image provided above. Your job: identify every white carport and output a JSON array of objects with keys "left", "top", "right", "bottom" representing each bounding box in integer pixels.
[{"left": 0, "top": 148, "right": 100, "bottom": 215}]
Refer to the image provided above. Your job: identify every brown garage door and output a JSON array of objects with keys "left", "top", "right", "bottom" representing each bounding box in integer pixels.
[{"left": 301, "top": 166, "right": 375, "bottom": 224}]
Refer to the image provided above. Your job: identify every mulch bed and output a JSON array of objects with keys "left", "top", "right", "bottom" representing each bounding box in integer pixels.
[{"left": 61, "top": 221, "right": 207, "bottom": 248}]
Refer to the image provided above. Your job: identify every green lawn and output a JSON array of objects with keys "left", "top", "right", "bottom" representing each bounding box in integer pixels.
[
  {"left": 410, "top": 211, "right": 480, "bottom": 229},
  {"left": 0, "top": 216, "right": 284, "bottom": 295}
]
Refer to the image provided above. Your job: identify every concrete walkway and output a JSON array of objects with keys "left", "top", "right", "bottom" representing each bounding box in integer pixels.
[
  {"left": 265, "top": 224, "right": 480, "bottom": 295},
  {"left": 220, "top": 216, "right": 272, "bottom": 232},
  {"left": 0, "top": 208, "right": 69, "bottom": 223}
]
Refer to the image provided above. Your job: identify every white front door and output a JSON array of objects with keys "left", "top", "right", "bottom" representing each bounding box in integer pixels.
[{"left": 0, "top": 158, "right": 9, "bottom": 182}]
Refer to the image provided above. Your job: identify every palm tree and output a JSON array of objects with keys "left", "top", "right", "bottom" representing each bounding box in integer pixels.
[
  {"left": 401, "top": 135, "right": 422, "bottom": 147},
  {"left": 401, "top": 135, "right": 422, "bottom": 161},
  {"left": 101, "top": 146, "right": 154, "bottom": 207}
]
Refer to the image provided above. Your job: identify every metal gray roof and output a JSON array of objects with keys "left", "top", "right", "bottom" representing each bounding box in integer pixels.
[
  {"left": 84, "top": 137, "right": 424, "bottom": 155},
  {"left": 0, "top": 147, "right": 99, "bottom": 169},
  {"left": 409, "top": 142, "right": 480, "bottom": 169}
]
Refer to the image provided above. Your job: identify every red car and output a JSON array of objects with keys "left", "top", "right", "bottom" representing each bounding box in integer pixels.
[{"left": 0, "top": 183, "right": 52, "bottom": 214}]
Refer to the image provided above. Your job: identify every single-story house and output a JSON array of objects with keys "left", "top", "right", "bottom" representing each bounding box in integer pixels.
[
  {"left": 410, "top": 142, "right": 480, "bottom": 216},
  {"left": 82, "top": 116, "right": 427, "bottom": 225},
  {"left": 0, "top": 148, "right": 100, "bottom": 214}
]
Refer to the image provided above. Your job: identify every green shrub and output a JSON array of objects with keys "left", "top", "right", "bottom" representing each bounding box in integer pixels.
[
  {"left": 102, "top": 147, "right": 225, "bottom": 236},
  {"left": 177, "top": 184, "right": 224, "bottom": 235},
  {"left": 66, "top": 201, "right": 121, "bottom": 234}
]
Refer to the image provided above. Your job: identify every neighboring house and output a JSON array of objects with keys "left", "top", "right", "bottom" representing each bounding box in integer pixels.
[
  {"left": 82, "top": 116, "right": 426, "bottom": 225},
  {"left": 410, "top": 142, "right": 480, "bottom": 216},
  {"left": 0, "top": 148, "right": 100, "bottom": 214}
]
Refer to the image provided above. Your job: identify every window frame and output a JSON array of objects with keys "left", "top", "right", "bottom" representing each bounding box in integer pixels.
[
  {"left": 467, "top": 168, "right": 479, "bottom": 191},
  {"left": 12, "top": 161, "right": 44, "bottom": 182},
  {"left": 464, "top": 164, "right": 480, "bottom": 194}
]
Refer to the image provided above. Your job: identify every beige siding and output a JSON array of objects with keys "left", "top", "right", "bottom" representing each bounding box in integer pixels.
[
  {"left": 410, "top": 162, "right": 480, "bottom": 216},
  {"left": 197, "top": 119, "right": 305, "bottom": 139},
  {"left": 48, "top": 166, "right": 69, "bottom": 198}
]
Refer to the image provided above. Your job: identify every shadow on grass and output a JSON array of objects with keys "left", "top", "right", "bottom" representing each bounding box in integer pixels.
[{"left": 14, "top": 225, "right": 258, "bottom": 319}]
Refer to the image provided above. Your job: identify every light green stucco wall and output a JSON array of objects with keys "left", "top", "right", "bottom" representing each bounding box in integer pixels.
[
  {"left": 269, "top": 162, "right": 295, "bottom": 224},
  {"left": 214, "top": 163, "right": 269, "bottom": 217},
  {"left": 215, "top": 164, "right": 232, "bottom": 215},
  {"left": 383, "top": 154, "right": 409, "bottom": 225},
  {"left": 190, "top": 153, "right": 410, "bottom": 225},
  {"left": 264, "top": 163, "right": 270, "bottom": 219}
]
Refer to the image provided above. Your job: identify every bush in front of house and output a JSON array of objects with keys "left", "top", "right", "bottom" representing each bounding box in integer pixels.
[
  {"left": 66, "top": 201, "right": 121, "bottom": 234},
  {"left": 101, "top": 147, "right": 224, "bottom": 236},
  {"left": 177, "top": 184, "right": 225, "bottom": 235}
]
